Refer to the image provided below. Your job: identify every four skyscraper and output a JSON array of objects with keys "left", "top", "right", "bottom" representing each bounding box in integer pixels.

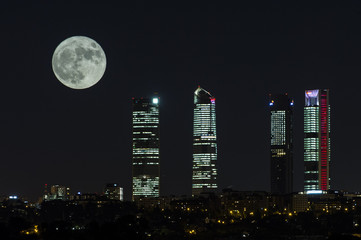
[{"left": 131, "top": 87, "right": 331, "bottom": 200}]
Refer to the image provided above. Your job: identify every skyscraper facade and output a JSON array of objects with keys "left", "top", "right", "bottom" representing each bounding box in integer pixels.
[
  {"left": 192, "top": 87, "right": 218, "bottom": 196},
  {"left": 304, "top": 89, "right": 331, "bottom": 191},
  {"left": 269, "top": 94, "right": 294, "bottom": 194},
  {"left": 104, "top": 183, "right": 124, "bottom": 201},
  {"left": 132, "top": 97, "right": 160, "bottom": 201}
]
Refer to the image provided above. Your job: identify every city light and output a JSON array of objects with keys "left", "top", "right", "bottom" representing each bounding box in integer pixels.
[
  {"left": 306, "top": 190, "right": 323, "bottom": 195},
  {"left": 0, "top": 2, "right": 357, "bottom": 239}
]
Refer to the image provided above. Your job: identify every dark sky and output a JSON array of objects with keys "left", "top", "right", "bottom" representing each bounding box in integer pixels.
[{"left": 1, "top": 1, "right": 361, "bottom": 201}]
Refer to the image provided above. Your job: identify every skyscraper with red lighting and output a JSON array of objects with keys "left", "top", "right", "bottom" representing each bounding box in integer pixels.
[{"left": 304, "top": 89, "right": 330, "bottom": 191}]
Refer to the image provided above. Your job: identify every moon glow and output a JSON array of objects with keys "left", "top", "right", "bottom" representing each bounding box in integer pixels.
[{"left": 52, "top": 36, "right": 106, "bottom": 89}]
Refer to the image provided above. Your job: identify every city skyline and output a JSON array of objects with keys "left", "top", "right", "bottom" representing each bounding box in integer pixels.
[
  {"left": 34, "top": 87, "right": 331, "bottom": 201},
  {"left": 1, "top": 2, "right": 361, "bottom": 201}
]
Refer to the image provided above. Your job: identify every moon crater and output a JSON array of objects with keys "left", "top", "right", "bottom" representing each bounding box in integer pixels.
[{"left": 52, "top": 36, "right": 106, "bottom": 89}]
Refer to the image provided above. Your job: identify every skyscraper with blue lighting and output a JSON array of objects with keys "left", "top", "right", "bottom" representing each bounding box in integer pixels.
[
  {"left": 269, "top": 93, "right": 294, "bottom": 194},
  {"left": 132, "top": 97, "right": 160, "bottom": 201},
  {"left": 192, "top": 86, "right": 218, "bottom": 196}
]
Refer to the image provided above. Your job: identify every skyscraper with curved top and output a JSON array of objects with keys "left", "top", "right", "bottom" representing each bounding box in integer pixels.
[{"left": 192, "top": 86, "right": 218, "bottom": 196}]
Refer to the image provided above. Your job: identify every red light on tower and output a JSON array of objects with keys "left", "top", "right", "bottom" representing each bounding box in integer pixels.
[
  {"left": 319, "top": 92, "right": 329, "bottom": 190},
  {"left": 304, "top": 89, "right": 330, "bottom": 192}
]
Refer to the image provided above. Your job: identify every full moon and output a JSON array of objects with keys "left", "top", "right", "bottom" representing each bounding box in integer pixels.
[{"left": 52, "top": 36, "right": 106, "bottom": 89}]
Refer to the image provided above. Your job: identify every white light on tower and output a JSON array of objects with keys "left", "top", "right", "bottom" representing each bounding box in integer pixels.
[
  {"left": 306, "top": 190, "right": 324, "bottom": 195},
  {"left": 152, "top": 98, "right": 159, "bottom": 104}
]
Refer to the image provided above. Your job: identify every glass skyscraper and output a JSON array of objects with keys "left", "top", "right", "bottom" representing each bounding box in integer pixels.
[
  {"left": 192, "top": 86, "right": 218, "bottom": 196},
  {"left": 269, "top": 93, "right": 294, "bottom": 194},
  {"left": 132, "top": 97, "right": 160, "bottom": 201},
  {"left": 304, "top": 89, "right": 331, "bottom": 191}
]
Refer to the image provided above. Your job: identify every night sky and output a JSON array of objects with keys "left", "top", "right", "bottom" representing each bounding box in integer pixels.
[{"left": 1, "top": 1, "right": 361, "bottom": 201}]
